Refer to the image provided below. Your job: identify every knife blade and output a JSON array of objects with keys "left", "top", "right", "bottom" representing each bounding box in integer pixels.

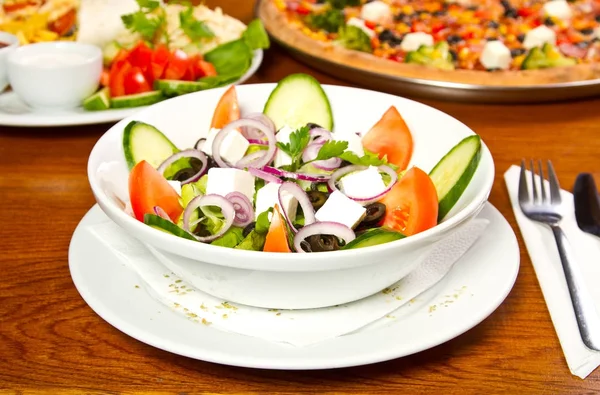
[{"left": 573, "top": 173, "right": 600, "bottom": 237}]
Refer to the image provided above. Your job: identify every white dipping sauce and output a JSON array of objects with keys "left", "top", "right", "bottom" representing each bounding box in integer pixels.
[{"left": 16, "top": 52, "right": 91, "bottom": 67}]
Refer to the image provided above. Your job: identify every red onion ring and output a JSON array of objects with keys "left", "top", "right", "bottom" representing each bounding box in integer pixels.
[
  {"left": 213, "top": 118, "right": 276, "bottom": 169},
  {"left": 225, "top": 192, "right": 254, "bottom": 227},
  {"left": 278, "top": 182, "right": 316, "bottom": 232},
  {"left": 153, "top": 206, "right": 172, "bottom": 222},
  {"left": 156, "top": 149, "right": 208, "bottom": 185},
  {"left": 309, "top": 128, "right": 332, "bottom": 144},
  {"left": 301, "top": 143, "right": 342, "bottom": 171},
  {"left": 249, "top": 167, "right": 283, "bottom": 184},
  {"left": 235, "top": 150, "right": 267, "bottom": 169},
  {"left": 182, "top": 194, "right": 235, "bottom": 242},
  {"left": 328, "top": 165, "right": 398, "bottom": 204},
  {"left": 263, "top": 166, "right": 331, "bottom": 182},
  {"left": 247, "top": 139, "right": 268, "bottom": 145},
  {"left": 293, "top": 222, "right": 356, "bottom": 253},
  {"left": 195, "top": 138, "right": 206, "bottom": 150},
  {"left": 241, "top": 113, "right": 275, "bottom": 140}
]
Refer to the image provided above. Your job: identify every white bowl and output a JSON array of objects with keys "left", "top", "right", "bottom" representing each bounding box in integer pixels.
[
  {"left": 87, "top": 83, "right": 495, "bottom": 310},
  {"left": 0, "top": 32, "right": 20, "bottom": 92},
  {"left": 7, "top": 42, "right": 102, "bottom": 110}
]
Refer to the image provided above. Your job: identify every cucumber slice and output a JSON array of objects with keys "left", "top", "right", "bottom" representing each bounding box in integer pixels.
[
  {"left": 143, "top": 214, "right": 196, "bottom": 241},
  {"left": 111, "top": 91, "right": 164, "bottom": 109},
  {"left": 263, "top": 73, "right": 333, "bottom": 131},
  {"left": 83, "top": 87, "right": 110, "bottom": 111},
  {"left": 342, "top": 228, "right": 405, "bottom": 250},
  {"left": 122, "top": 120, "right": 179, "bottom": 169},
  {"left": 103, "top": 41, "right": 122, "bottom": 66},
  {"left": 155, "top": 79, "right": 206, "bottom": 97},
  {"left": 429, "top": 135, "right": 482, "bottom": 221}
]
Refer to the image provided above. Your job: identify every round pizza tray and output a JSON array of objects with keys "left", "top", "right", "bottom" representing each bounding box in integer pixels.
[{"left": 255, "top": 1, "right": 600, "bottom": 104}]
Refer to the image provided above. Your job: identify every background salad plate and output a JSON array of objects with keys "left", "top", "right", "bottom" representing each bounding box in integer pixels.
[{"left": 0, "top": 49, "right": 262, "bottom": 128}]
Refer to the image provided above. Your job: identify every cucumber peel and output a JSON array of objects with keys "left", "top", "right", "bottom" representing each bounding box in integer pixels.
[
  {"left": 111, "top": 91, "right": 164, "bottom": 109},
  {"left": 83, "top": 87, "right": 110, "bottom": 111},
  {"left": 122, "top": 121, "right": 179, "bottom": 169},
  {"left": 429, "top": 135, "right": 482, "bottom": 221},
  {"left": 143, "top": 214, "right": 196, "bottom": 241},
  {"left": 342, "top": 228, "right": 405, "bottom": 250},
  {"left": 263, "top": 73, "right": 333, "bottom": 131}
]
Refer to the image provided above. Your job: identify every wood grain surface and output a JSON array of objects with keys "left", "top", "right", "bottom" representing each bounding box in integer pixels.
[{"left": 1, "top": 1, "right": 600, "bottom": 393}]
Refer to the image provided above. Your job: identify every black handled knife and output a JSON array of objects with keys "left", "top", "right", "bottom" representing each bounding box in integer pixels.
[{"left": 573, "top": 173, "right": 600, "bottom": 237}]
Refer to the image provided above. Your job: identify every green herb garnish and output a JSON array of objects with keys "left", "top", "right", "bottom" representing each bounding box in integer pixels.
[
  {"left": 276, "top": 126, "right": 311, "bottom": 172},
  {"left": 179, "top": 6, "right": 214, "bottom": 41},
  {"left": 335, "top": 25, "right": 372, "bottom": 53},
  {"left": 306, "top": 9, "right": 345, "bottom": 33}
]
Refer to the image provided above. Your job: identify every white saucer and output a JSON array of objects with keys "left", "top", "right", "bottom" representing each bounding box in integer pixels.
[
  {"left": 68, "top": 202, "right": 519, "bottom": 370},
  {"left": 0, "top": 50, "right": 262, "bottom": 128}
]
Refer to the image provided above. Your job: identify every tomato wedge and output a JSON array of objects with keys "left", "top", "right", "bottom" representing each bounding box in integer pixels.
[
  {"left": 195, "top": 59, "right": 217, "bottom": 77},
  {"left": 123, "top": 66, "right": 152, "bottom": 95},
  {"left": 109, "top": 57, "right": 132, "bottom": 98},
  {"left": 379, "top": 167, "right": 438, "bottom": 236},
  {"left": 362, "top": 106, "right": 414, "bottom": 171},
  {"left": 127, "top": 41, "right": 154, "bottom": 83},
  {"left": 263, "top": 204, "right": 291, "bottom": 252},
  {"left": 151, "top": 45, "right": 171, "bottom": 81},
  {"left": 163, "top": 49, "right": 190, "bottom": 80},
  {"left": 210, "top": 85, "right": 240, "bottom": 129},
  {"left": 129, "top": 160, "right": 183, "bottom": 223}
]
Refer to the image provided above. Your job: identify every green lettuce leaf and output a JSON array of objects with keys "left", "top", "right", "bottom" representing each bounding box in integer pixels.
[
  {"left": 234, "top": 230, "right": 266, "bottom": 251},
  {"left": 211, "top": 227, "right": 244, "bottom": 248}
]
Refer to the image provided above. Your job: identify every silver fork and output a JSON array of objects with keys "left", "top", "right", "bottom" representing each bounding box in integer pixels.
[{"left": 519, "top": 160, "right": 600, "bottom": 351}]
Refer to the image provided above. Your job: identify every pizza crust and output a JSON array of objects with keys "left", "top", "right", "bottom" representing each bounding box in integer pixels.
[{"left": 257, "top": 0, "right": 600, "bottom": 87}]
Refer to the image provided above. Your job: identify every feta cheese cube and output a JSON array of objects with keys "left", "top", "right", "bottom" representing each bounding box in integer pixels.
[
  {"left": 315, "top": 191, "right": 366, "bottom": 229},
  {"left": 523, "top": 25, "right": 556, "bottom": 50},
  {"left": 480, "top": 40, "right": 512, "bottom": 70},
  {"left": 255, "top": 182, "right": 298, "bottom": 221},
  {"left": 333, "top": 131, "right": 364, "bottom": 157},
  {"left": 201, "top": 127, "right": 250, "bottom": 165},
  {"left": 346, "top": 17, "right": 375, "bottom": 38},
  {"left": 339, "top": 166, "right": 386, "bottom": 204},
  {"left": 274, "top": 125, "right": 294, "bottom": 168},
  {"left": 167, "top": 180, "right": 182, "bottom": 196},
  {"left": 543, "top": 0, "right": 572, "bottom": 20},
  {"left": 360, "top": 1, "right": 393, "bottom": 25},
  {"left": 205, "top": 168, "right": 255, "bottom": 202},
  {"left": 400, "top": 32, "right": 434, "bottom": 52}
]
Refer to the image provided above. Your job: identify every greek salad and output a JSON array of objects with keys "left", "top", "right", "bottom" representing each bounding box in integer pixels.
[
  {"left": 83, "top": 0, "right": 269, "bottom": 111},
  {"left": 122, "top": 73, "right": 482, "bottom": 253}
]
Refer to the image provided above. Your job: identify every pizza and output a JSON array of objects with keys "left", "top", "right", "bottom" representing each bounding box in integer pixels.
[{"left": 257, "top": 0, "right": 600, "bottom": 86}]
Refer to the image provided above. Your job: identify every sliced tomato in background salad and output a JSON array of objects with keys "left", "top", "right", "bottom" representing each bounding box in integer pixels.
[
  {"left": 163, "top": 49, "right": 190, "bottom": 80},
  {"left": 129, "top": 160, "right": 183, "bottom": 223},
  {"left": 211, "top": 85, "right": 241, "bottom": 129},
  {"left": 195, "top": 58, "right": 217, "bottom": 77},
  {"left": 362, "top": 106, "right": 414, "bottom": 171},
  {"left": 263, "top": 205, "right": 291, "bottom": 252},
  {"left": 127, "top": 41, "right": 154, "bottom": 83},
  {"left": 109, "top": 57, "right": 132, "bottom": 97},
  {"left": 379, "top": 167, "right": 438, "bottom": 236},
  {"left": 151, "top": 45, "right": 171, "bottom": 80},
  {"left": 123, "top": 66, "right": 152, "bottom": 95}
]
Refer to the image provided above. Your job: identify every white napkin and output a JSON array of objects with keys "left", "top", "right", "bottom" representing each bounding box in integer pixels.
[
  {"left": 504, "top": 165, "right": 600, "bottom": 379},
  {"left": 88, "top": 218, "right": 489, "bottom": 347}
]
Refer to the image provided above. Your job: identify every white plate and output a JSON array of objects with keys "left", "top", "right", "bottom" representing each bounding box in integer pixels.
[
  {"left": 69, "top": 202, "right": 520, "bottom": 370},
  {"left": 0, "top": 50, "right": 262, "bottom": 128}
]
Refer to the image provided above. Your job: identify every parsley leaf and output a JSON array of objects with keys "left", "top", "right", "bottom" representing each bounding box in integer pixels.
[
  {"left": 179, "top": 7, "right": 214, "bottom": 41},
  {"left": 136, "top": 0, "right": 160, "bottom": 10},
  {"left": 339, "top": 149, "right": 399, "bottom": 171},
  {"left": 314, "top": 140, "right": 348, "bottom": 161},
  {"left": 121, "top": 11, "right": 162, "bottom": 41},
  {"left": 276, "top": 126, "right": 311, "bottom": 171}
]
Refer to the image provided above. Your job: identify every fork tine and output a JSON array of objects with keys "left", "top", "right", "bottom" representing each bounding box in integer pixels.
[
  {"left": 547, "top": 160, "right": 562, "bottom": 204},
  {"left": 538, "top": 159, "right": 547, "bottom": 203},
  {"left": 519, "top": 159, "right": 530, "bottom": 204},
  {"left": 530, "top": 159, "right": 538, "bottom": 203}
]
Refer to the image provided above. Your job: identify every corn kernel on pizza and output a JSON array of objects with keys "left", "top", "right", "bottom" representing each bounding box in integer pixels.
[{"left": 257, "top": 0, "right": 600, "bottom": 86}]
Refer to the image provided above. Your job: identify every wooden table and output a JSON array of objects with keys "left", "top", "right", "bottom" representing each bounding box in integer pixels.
[{"left": 2, "top": 1, "right": 600, "bottom": 393}]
